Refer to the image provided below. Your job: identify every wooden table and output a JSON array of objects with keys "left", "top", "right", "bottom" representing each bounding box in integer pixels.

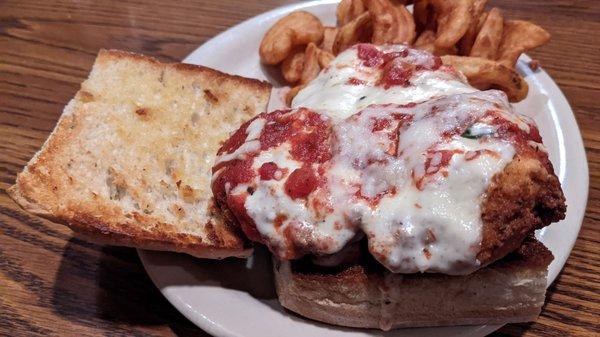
[{"left": 0, "top": 1, "right": 598, "bottom": 336}]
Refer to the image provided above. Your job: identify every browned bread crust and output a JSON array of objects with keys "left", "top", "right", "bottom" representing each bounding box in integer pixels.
[
  {"left": 9, "top": 49, "right": 272, "bottom": 259},
  {"left": 274, "top": 238, "right": 553, "bottom": 330}
]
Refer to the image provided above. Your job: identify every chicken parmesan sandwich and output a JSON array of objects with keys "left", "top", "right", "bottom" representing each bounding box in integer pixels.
[{"left": 211, "top": 44, "right": 566, "bottom": 329}]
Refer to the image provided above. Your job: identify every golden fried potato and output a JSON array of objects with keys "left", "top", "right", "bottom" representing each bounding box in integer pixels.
[
  {"left": 321, "top": 27, "right": 339, "bottom": 54},
  {"left": 395, "top": 4, "right": 417, "bottom": 44},
  {"left": 333, "top": 11, "right": 373, "bottom": 54},
  {"left": 365, "top": 0, "right": 415, "bottom": 44},
  {"left": 441, "top": 55, "right": 528, "bottom": 102},
  {"left": 470, "top": 7, "right": 503, "bottom": 59},
  {"left": 431, "top": 0, "right": 474, "bottom": 49},
  {"left": 318, "top": 49, "right": 335, "bottom": 68},
  {"left": 300, "top": 43, "right": 321, "bottom": 84},
  {"left": 413, "top": 0, "right": 434, "bottom": 33},
  {"left": 388, "top": 0, "right": 413, "bottom": 4},
  {"left": 414, "top": 30, "right": 457, "bottom": 55},
  {"left": 365, "top": 0, "right": 393, "bottom": 44},
  {"left": 458, "top": 0, "right": 488, "bottom": 55},
  {"left": 414, "top": 29, "right": 436, "bottom": 51},
  {"left": 476, "top": 11, "right": 489, "bottom": 31},
  {"left": 337, "top": 0, "right": 353, "bottom": 24},
  {"left": 286, "top": 84, "right": 306, "bottom": 106},
  {"left": 285, "top": 42, "right": 328, "bottom": 104},
  {"left": 281, "top": 47, "right": 306, "bottom": 83},
  {"left": 337, "top": 0, "right": 366, "bottom": 26},
  {"left": 259, "top": 11, "right": 324, "bottom": 65},
  {"left": 497, "top": 20, "right": 551, "bottom": 68}
]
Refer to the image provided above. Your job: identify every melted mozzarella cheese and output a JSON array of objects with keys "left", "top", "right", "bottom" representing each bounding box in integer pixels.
[
  {"left": 326, "top": 91, "right": 516, "bottom": 274},
  {"left": 363, "top": 140, "right": 515, "bottom": 274},
  {"left": 292, "top": 45, "right": 476, "bottom": 120},
  {"left": 213, "top": 117, "right": 265, "bottom": 165},
  {"left": 213, "top": 140, "right": 260, "bottom": 165},
  {"left": 233, "top": 140, "right": 355, "bottom": 257},
  {"left": 245, "top": 117, "right": 266, "bottom": 141},
  {"left": 217, "top": 45, "right": 534, "bottom": 274},
  {"left": 467, "top": 122, "right": 497, "bottom": 137}
]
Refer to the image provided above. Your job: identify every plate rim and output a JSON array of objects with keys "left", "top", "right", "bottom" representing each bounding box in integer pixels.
[{"left": 139, "top": 1, "right": 589, "bottom": 336}]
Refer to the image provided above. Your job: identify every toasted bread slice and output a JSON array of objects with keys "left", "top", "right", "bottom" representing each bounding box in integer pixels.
[
  {"left": 8, "top": 49, "right": 271, "bottom": 258},
  {"left": 274, "top": 238, "right": 553, "bottom": 330}
]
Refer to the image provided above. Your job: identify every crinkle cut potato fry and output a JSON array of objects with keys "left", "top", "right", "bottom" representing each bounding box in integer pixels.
[
  {"left": 441, "top": 55, "right": 528, "bottom": 102},
  {"left": 259, "top": 11, "right": 324, "bottom": 65}
]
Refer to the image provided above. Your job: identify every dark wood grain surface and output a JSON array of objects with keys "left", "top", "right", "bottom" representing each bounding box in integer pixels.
[{"left": 0, "top": 1, "right": 598, "bottom": 336}]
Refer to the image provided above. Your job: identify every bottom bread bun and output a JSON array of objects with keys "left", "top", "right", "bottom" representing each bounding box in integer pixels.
[{"left": 273, "top": 238, "right": 553, "bottom": 330}]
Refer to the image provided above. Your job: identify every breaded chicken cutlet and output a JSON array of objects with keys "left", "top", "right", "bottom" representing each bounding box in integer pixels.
[{"left": 212, "top": 44, "right": 566, "bottom": 329}]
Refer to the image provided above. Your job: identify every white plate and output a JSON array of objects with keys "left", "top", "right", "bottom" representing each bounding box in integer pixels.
[{"left": 139, "top": 1, "right": 589, "bottom": 336}]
